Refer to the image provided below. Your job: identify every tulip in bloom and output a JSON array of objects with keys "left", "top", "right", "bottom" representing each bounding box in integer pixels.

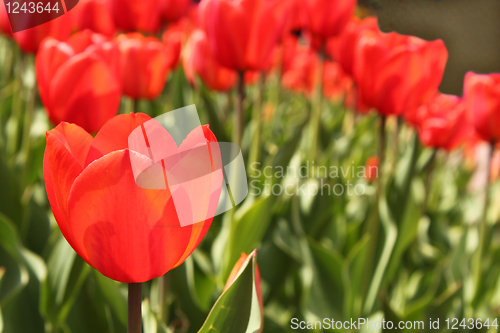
[
  {"left": 416, "top": 93, "right": 471, "bottom": 151},
  {"left": 43, "top": 113, "right": 220, "bottom": 282},
  {"left": 322, "top": 61, "right": 354, "bottom": 104},
  {"left": 0, "top": 1, "right": 12, "bottom": 37},
  {"left": 365, "top": 156, "right": 379, "bottom": 182},
  {"left": 36, "top": 31, "right": 121, "bottom": 133},
  {"left": 14, "top": 14, "right": 72, "bottom": 53},
  {"left": 304, "top": 0, "right": 356, "bottom": 42},
  {"left": 354, "top": 31, "right": 448, "bottom": 116},
  {"left": 326, "top": 16, "right": 379, "bottom": 76},
  {"left": 184, "top": 29, "right": 237, "bottom": 92},
  {"left": 464, "top": 72, "right": 500, "bottom": 143},
  {"left": 162, "top": 0, "right": 192, "bottom": 22},
  {"left": 74, "top": 0, "right": 116, "bottom": 36},
  {"left": 282, "top": 45, "right": 318, "bottom": 96},
  {"left": 199, "top": 0, "right": 292, "bottom": 71},
  {"left": 109, "top": 0, "right": 162, "bottom": 33},
  {"left": 118, "top": 33, "right": 180, "bottom": 100}
]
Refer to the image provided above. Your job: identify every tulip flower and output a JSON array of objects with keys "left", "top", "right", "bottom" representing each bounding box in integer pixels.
[
  {"left": 43, "top": 113, "right": 220, "bottom": 283},
  {"left": 109, "top": 0, "right": 162, "bottom": 33},
  {"left": 282, "top": 46, "right": 318, "bottom": 96},
  {"left": 464, "top": 72, "right": 500, "bottom": 143},
  {"left": 0, "top": 1, "right": 12, "bottom": 37},
  {"left": 224, "top": 251, "right": 263, "bottom": 333},
  {"left": 365, "top": 156, "right": 379, "bottom": 182},
  {"left": 74, "top": 0, "right": 116, "bottom": 36},
  {"left": 162, "top": 0, "right": 191, "bottom": 22},
  {"left": 183, "top": 29, "right": 237, "bottom": 92},
  {"left": 14, "top": 14, "right": 72, "bottom": 53},
  {"left": 354, "top": 31, "right": 448, "bottom": 116},
  {"left": 36, "top": 31, "right": 121, "bottom": 133},
  {"left": 416, "top": 93, "right": 471, "bottom": 151},
  {"left": 118, "top": 33, "right": 180, "bottom": 100},
  {"left": 304, "top": 0, "right": 356, "bottom": 43},
  {"left": 322, "top": 61, "right": 354, "bottom": 104},
  {"left": 199, "top": 0, "right": 292, "bottom": 71},
  {"left": 326, "top": 16, "right": 379, "bottom": 76}
]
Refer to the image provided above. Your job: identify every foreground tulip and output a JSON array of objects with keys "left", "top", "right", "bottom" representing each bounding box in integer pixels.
[
  {"left": 199, "top": 0, "right": 292, "bottom": 71},
  {"left": 118, "top": 33, "right": 179, "bottom": 100},
  {"left": 36, "top": 31, "right": 121, "bottom": 133},
  {"left": 354, "top": 31, "right": 448, "bottom": 116},
  {"left": 464, "top": 72, "right": 500, "bottom": 143},
  {"left": 326, "top": 16, "right": 379, "bottom": 76},
  {"left": 74, "top": 0, "right": 116, "bottom": 36},
  {"left": 14, "top": 14, "right": 72, "bottom": 53},
  {"left": 43, "top": 113, "right": 219, "bottom": 282},
  {"left": 416, "top": 93, "right": 470, "bottom": 151},
  {"left": 304, "top": 0, "right": 356, "bottom": 43},
  {"left": 184, "top": 29, "right": 237, "bottom": 92},
  {"left": 109, "top": 0, "right": 162, "bottom": 33}
]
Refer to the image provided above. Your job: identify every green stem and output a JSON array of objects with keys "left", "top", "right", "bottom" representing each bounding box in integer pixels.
[
  {"left": 248, "top": 73, "right": 264, "bottom": 176},
  {"left": 423, "top": 149, "right": 437, "bottom": 211},
  {"left": 158, "top": 274, "right": 170, "bottom": 325},
  {"left": 362, "top": 115, "right": 386, "bottom": 300},
  {"left": 308, "top": 46, "right": 325, "bottom": 163},
  {"left": 233, "top": 72, "right": 245, "bottom": 147},
  {"left": 128, "top": 283, "right": 142, "bottom": 333},
  {"left": 133, "top": 99, "right": 139, "bottom": 114},
  {"left": 473, "top": 141, "right": 495, "bottom": 306}
]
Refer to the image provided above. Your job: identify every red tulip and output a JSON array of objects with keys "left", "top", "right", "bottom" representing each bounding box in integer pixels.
[
  {"left": 43, "top": 113, "right": 220, "bottom": 282},
  {"left": 224, "top": 251, "right": 263, "bottom": 333},
  {"left": 326, "top": 16, "right": 379, "bottom": 76},
  {"left": 464, "top": 72, "right": 500, "bottom": 143},
  {"left": 74, "top": 0, "right": 115, "bottom": 36},
  {"left": 36, "top": 31, "right": 121, "bottom": 133},
  {"left": 416, "top": 93, "right": 470, "bottom": 151},
  {"left": 14, "top": 14, "right": 72, "bottom": 53},
  {"left": 0, "top": 0, "right": 12, "bottom": 37},
  {"left": 162, "top": 0, "right": 191, "bottom": 22},
  {"left": 354, "top": 31, "right": 448, "bottom": 116},
  {"left": 183, "top": 29, "right": 237, "bottom": 92},
  {"left": 322, "top": 61, "right": 354, "bottom": 104},
  {"left": 282, "top": 45, "right": 318, "bottom": 95},
  {"left": 304, "top": 0, "right": 356, "bottom": 43},
  {"left": 109, "top": 0, "right": 162, "bottom": 33},
  {"left": 285, "top": 0, "right": 307, "bottom": 33},
  {"left": 199, "top": 0, "right": 292, "bottom": 71},
  {"left": 118, "top": 33, "right": 179, "bottom": 100},
  {"left": 365, "top": 156, "right": 379, "bottom": 182},
  {"left": 161, "top": 23, "right": 184, "bottom": 68}
]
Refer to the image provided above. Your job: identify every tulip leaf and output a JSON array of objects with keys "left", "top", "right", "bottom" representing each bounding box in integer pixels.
[
  {"left": 222, "top": 195, "right": 275, "bottom": 281},
  {"left": 94, "top": 271, "right": 128, "bottom": 326},
  {"left": 41, "top": 235, "right": 90, "bottom": 328},
  {"left": 198, "top": 251, "right": 260, "bottom": 333}
]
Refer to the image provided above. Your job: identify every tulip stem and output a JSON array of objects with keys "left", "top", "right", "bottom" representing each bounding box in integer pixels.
[
  {"left": 308, "top": 46, "right": 325, "bottom": 163},
  {"left": 248, "top": 73, "right": 264, "bottom": 176},
  {"left": 473, "top": 141, "right": 495, "bottom": 306},
  {"left": 234, "top": 72, "right": 245, "bottom": 147},
  {"left": 128, "top": 283, "right": 142, "bottom": 333},
  {"left": 362, "top": 115, "right": 386, "bottom": 302},
  {"left": 133, "top": 99, "right": 139, "bottom": 114}
]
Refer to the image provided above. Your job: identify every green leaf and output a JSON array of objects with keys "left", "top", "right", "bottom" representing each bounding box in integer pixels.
[
  {"left": 198, "top": 251, "right": 260, "bottom": 333},
  {"left": 221, "top": 195, "right": 275, "bottom": 281},
  {"left": 94, "top": 271, "right": 127, "bottom": 326}
]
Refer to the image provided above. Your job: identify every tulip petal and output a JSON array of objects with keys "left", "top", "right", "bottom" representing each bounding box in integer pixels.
[
  {"left": 85, "top": 113, "right": 152, "bottom": 166},
  {"left": 68, "top": 149, "right": 212, "bottom": 282}
]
